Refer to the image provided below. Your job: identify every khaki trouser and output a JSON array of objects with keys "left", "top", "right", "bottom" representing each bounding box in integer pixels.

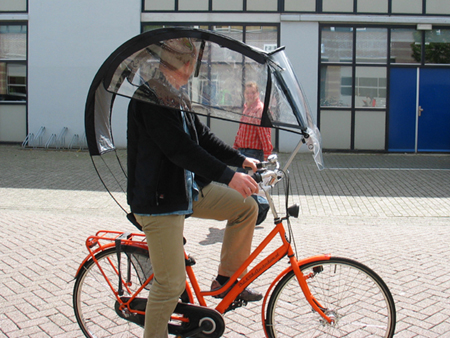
[{"left": 135, "top": 183, "right": 258, "bottom": 338}]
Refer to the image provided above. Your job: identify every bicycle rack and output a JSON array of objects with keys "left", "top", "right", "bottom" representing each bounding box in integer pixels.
[
  {"left": 45, "top": 127, "right": 67, "bottom": 149},
  {"left": 21, "top": 133, "right": 34, "bottom": 148},
  {"left": 68, "top": 134, "right": 80, "bottom": 149},
  {"left": 56, "top": 127, "right": 68, "bottom": 149},
  {"left": 68, "top": 132, "right": 88, "bottom": 150},
  {"left": 45, "top": 134, "right": 57, "bottom": 149},
  {"left": 22, "top": 126, "right": 86, "bottom": 151},
  {"left": 80, "top": 132, "right": 88, "bottom": 150},
  {"left": 22, "top": 126, "right": 46, "bottom": 148}
]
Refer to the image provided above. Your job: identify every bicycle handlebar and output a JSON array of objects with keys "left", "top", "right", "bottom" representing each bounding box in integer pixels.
[
  {"left": 251, "top": 169, "right": 279, "bottom": 184},
  {"left": 250, "top": 154, "right": 281, "bottom": 187}
]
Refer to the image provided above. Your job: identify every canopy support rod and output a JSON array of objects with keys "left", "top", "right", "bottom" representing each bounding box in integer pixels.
[{"left": 282, "top": 137, "right": 304, "bottom": 173}]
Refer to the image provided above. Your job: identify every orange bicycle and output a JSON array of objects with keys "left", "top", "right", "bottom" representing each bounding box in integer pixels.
[{"left": 73, "top": 154, "right": 396, "bottom": 338}]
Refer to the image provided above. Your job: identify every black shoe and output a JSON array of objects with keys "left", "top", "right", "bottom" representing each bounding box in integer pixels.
[{"left": 210, "top": 279, "right": 262, "bottom": 302}]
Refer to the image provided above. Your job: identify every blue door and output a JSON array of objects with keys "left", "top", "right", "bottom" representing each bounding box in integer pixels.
[
  {"left": 418, "top": 68, "right": 450, "bottom": 152},
  {"left": 388, "top": 68, "right": 417, "bottom": 152},
  {"left": 388, "top": 67, "right": 450, "bottom": 152}
]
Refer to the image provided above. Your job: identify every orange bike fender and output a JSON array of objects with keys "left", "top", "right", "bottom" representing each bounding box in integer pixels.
[{"left": 74, "top": 243, "right": 117, "bottom": 279}]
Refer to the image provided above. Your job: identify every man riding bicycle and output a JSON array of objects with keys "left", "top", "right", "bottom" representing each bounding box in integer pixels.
[{"left": 127, "top": 37, "right": 263, "bottom": 338}]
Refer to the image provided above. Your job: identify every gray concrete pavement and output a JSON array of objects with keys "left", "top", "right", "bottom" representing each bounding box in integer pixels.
[{"left": 1, "top": 144, "right": 450, "bottom": 337}]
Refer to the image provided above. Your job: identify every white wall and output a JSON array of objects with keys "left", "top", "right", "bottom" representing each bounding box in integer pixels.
[
  {"left": 28, "top": 0, "right": 140, "bottom": 147},
  {"left": 279, "top": 20, "right": 319, "bottom": 153}
]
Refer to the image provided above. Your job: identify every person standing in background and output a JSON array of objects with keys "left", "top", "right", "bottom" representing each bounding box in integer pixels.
[
  {"left": 233, "top": 81, "right": 272, "bottom": 226},
  {"left": 233, "top": 81, "right": 273, "bottom": 166}
]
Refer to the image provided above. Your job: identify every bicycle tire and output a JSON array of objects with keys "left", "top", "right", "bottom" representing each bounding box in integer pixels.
[
  {"left": 265, "top": 257, "right": 396, "bottom": 338},
  {"left": 73, "top": 245, "right": 152, "bottom": 338}
]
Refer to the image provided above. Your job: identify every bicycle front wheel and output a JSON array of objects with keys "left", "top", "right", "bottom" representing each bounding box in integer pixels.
[
  {"left": 265, "top": 257, "right": 396, "bottom": 337},
  {"left": 73, "top": 246, "right": 152, "bottom": 338}
]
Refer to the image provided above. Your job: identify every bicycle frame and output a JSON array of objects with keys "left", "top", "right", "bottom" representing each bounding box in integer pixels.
[
  {"left": 74, "top": 148, "right": 336, "bottom": 333},
  {"left": 75, "top": 218, "right": 334, "bottom": 332}
]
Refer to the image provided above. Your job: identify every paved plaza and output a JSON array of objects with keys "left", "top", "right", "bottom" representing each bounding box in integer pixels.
[{"left": 1, "top": 144, "right": 450, "bottom": 337}]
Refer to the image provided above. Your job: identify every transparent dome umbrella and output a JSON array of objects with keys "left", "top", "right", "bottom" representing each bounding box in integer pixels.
[{"left": 84, "top": 27, "right": 324, "bottom": 220}]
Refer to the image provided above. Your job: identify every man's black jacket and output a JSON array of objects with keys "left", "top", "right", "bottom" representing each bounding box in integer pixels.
[{"left": 127, "top": 96, "right": 246, "bottom": 215}]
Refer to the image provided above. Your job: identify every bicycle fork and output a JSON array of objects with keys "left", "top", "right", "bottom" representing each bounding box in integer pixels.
[{"left": 288, "top": 252, "right": 334, "bottom": 325}]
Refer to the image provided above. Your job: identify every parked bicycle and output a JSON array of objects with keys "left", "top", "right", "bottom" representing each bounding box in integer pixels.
[{"left": 76, "top": 27, "right": 396, "bottom": 337}]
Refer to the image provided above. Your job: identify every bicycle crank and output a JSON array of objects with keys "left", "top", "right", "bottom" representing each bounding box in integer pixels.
[{"left": 170, "top": 303, "right": 225, "bottom": 338}]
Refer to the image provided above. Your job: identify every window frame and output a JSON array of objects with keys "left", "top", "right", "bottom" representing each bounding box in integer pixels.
[
  {"left": 0, "top": 0, "right": 28, "bottom": 13},
  {"left": 0, "top": 22, "right": 28, "bottom": 104}
]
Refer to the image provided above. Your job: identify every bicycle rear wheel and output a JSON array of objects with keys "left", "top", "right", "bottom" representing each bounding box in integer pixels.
[
  {"left": 265, "top": 257, "right": 396, "bottom": 337},
  {"left": 73, "top": 245, "right": 152, "bottom": 338}
]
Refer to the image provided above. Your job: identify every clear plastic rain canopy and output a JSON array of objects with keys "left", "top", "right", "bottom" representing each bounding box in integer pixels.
[{"left": 85, "top": 27, "right": 323, "bottom": 169}]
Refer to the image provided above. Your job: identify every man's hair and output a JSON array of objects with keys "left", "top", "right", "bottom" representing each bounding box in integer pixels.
[
  {"left": 160, "top": 38, "right": 197, "bottom": 70},
  {"left": 245, "top": 81, "right": 259, "bottom": 92}
]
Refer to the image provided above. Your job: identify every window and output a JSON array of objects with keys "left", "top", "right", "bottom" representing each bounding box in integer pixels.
[
  {"left": 0, "top": 25, "right": 27, "bottom": 60},
  {"left": 322, "top": 0, "right": 354, "bottom": 13},
  {"left": 0, "top": 24, "right": 27, "bottom": 102},
  {"left": 319, "top": 25, "right": 389, "bottom": 151},
  {"left": 426, "top": 0, "right": 450, "bottom": 15},
  {"left": 245, "top": 26, "right": 278, "bottom": 52},
  {"left": 0, "top": 0, "right": 27, "bottom": 12},
  {"left": 0, "top": 23, "right": 27, "bottom": 142},
  {"left": 320, "top": 66, "right": 353, "bottom": 108},
  {"left": 357, "top": 0, "right": 388, "bottom": 13},
  {"left": 391, "top": 28, "right": 421, "bottom": 64},
  {"left": 321, "top": 27, "right": 353, "bottom": 63},
  {"left": 284, "top": 0, "right": 315, "bottom": 12},
  {"left": 0, "top": 63, "right": 26, "bottom": 101},
  {"left": 356, "top": 27, "right": 388, "bottom": 63},
  {"left": 355, "top": 67, "right": 386, "bottom": 108},
  {"left": 143, "top": 0, "right": 174, "bottom": 11},
  {"left": 246, "top": 0, "right": 277, "bottom": 11},
  {"left": 213, "top": 0, "right": 243, "bottom": 11},
  {"left": 179, "top": 0, "right": 208, "bottom": 11},
  {"left": 424, "top": 29, "right": 450, "bottom": 64},
  {"left": 391, "top": 0, "right": 422, "bottom": 14}
]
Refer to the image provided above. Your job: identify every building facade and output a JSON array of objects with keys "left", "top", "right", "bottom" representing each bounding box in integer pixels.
[{"left": 1, "top": 0, "right": 449, "bottom": 152}]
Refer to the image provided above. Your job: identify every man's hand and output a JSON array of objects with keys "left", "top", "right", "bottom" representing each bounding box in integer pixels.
[
  {"left": 242, "top": 157, "right": 259, "bottom": 172},
  {"left": 228, "top": 172, "right": 259, "bottom": 199}
]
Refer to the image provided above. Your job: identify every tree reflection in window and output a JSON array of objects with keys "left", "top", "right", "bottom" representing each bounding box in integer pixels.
[{"left": 412, "top": 29, "right": 450, "bottom": 64}]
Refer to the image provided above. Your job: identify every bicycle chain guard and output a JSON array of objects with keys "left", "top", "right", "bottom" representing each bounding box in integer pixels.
[
  {"left": 169, "top": 302, "right": 225, "bottom": 338},
  {"left": 114, "top": 299, "right": 225, "bottom": 338}
]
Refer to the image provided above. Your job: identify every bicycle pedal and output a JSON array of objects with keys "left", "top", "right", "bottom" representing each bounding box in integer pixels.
[
  {"left": 225, "top": 298, "right": 247, "bottom": 313},
  {"left": 185, "top": 255, "right": 196, "bottom": 266}
]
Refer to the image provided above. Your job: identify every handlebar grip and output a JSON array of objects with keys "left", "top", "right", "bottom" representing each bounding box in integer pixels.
[
  {"left": 244, "top": 162, "right": 263, "bottom": 171},
  {"left": 251, "top": 171, "right": 262, "bottom": 183}
]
